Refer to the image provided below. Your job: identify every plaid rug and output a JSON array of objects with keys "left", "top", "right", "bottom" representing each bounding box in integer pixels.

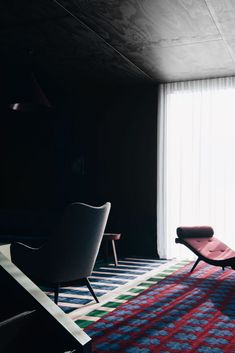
[
  {"left": 84, "top": 262, "right": 235, "bottom": 353},
  {"left": 71, "top": 258, "right": 188, "bottom": 327},
  {"left": 43, "top": 257, "right": 187, "bottom": 316}
]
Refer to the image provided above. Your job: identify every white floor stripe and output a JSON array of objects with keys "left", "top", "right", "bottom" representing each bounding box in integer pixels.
[
  {"left": 92, "top": 271, "right": 137, "bottom": 277},
  {"left": 59, "top": 302, "right": 84, "bottom": 308},
  {"left": 98, "top": 266, "right": 146, "bottom": 273},
  {"left": 109, "top": 264, "right": 155, "bottom": 269},
  {"left": 77, "top": 316, "right": 99, "bottom": 322},
  {"left": 124, "top": 257, "right": 164, "bottom": 262},
  {"left": 57, "top": 293, "right": 98, "bottom": 300},
  {"left": 122, "top": 259, "right": 166, "bottom": 264},
  {"left": 69, "top": 259, "right": 182, "bottom": 321},
  {"left": 89, "top": 282, "right": 121, "bottom": 287},
  {"left": 90, "top": 275, "right": 127, "bottom": 282}
]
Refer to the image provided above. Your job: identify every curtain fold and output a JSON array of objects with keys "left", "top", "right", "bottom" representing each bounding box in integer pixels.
[{"left": 157, "top": 77, "right": 235, "bottom": 260}]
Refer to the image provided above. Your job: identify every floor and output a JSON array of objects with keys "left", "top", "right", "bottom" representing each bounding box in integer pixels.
[
  {"left": 63, "top": 257, "right": 190, "bottom": 328},
  {"left": 0, "top": 244, "right": 190, "bottom": 330}
]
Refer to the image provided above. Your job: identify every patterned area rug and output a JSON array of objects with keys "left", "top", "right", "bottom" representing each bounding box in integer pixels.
[
  {"left": 69, "top": 258, "right": 189, "bottom": 327},
  {"left": 84, "top": 262, "right": 235, "bottom": 353},
  {"left": 43, "top": 257, "right": 188, "bottom": 320}
]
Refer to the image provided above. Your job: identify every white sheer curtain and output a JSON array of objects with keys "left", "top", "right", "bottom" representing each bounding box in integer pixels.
[{"left": 157, "top": 77, "right": 235, "bottom": 260}]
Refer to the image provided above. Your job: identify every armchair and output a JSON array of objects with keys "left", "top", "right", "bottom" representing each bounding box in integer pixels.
[{"left": 10, "top": 202, "right": 111, "bottom": 305}]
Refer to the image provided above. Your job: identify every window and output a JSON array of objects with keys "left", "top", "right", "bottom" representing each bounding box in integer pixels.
[{"left": 157, "top": 77, "right": 235, "bottom": 259}]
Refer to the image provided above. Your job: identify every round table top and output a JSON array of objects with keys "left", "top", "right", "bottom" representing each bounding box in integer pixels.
[{"left": 103, "top": 233, "right": 121, "bottom": 240}]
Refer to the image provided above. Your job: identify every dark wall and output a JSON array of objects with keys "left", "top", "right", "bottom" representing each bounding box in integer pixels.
[
  {"left": 63, "top": 83, "right": 159, "bottom": 257},
  {"left": 89, "top": 85, "right": 158, "bottom": 257},
  {"left": 0, "top": 82, "right": 159, "bottom": 258},
  {"left": 0, "top": 110, "right": 69, "bottom": 211}
]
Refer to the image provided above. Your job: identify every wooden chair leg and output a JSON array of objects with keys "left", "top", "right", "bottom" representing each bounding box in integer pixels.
[
  {"left": 54, "top": 283, "right": 60, "bottom": 304},
  {"left": 190, "top": 258, "right": 200, "bottom": 272},
  {"left": 85, "top": 278, "right": 99, "bottom": 303},
  {"left": 111, "top": 240, "right": 118, "bottom": 266},
  {"left": 104, "top": 240, "right": 109, "bottom": 263}
]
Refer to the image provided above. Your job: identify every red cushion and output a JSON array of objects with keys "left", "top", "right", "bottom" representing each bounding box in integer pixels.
[{"left": 184, "top": 237, "right": 235, "bottom": 260}]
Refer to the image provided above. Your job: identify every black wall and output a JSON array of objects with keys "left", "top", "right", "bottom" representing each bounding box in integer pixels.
[
  {"left": 0, "top": 110, "right": 69, "bottom": 210},
  {"left": 0, "top": 83, "right": 159, "bottom": 258},
  {"left": 87, "top": 84, "right": 158, "bottom": 257}
]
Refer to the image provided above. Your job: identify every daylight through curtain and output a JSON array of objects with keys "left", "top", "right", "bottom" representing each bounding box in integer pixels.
[{"left": 157, "top": 77, "right": 235, "bottom": 260}]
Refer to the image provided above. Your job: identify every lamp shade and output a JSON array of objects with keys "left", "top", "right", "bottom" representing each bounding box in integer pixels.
[{"left": 8, "top": 71, "right": 52, "bottom": 112}]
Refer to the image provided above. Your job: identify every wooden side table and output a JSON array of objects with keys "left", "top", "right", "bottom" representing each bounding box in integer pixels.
[{"left": 103, "top": 233, "right": 121, "bottom": 266}]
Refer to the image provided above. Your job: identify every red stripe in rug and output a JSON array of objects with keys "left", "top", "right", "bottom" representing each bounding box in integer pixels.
[{"left": 84, "top": 262, "right": 235, "bottom": 353}]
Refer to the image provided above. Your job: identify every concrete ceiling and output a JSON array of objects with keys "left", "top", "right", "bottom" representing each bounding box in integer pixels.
[{"left": 1, "top": 0, "right": 235, "bottom": 98}]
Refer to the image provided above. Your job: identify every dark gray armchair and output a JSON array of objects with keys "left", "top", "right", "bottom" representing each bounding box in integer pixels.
[{"left": 10, "top": 202, "right": 111, "bottom": 305}]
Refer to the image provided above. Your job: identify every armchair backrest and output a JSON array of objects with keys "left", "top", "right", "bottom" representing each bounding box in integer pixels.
[{"left": 41, "top": 202, "right": 111, "bottom": 282}]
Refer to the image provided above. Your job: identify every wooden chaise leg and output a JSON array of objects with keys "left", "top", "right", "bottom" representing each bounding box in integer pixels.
[{"left": 190, "top": 258, "right": 200, "bottom": 272}]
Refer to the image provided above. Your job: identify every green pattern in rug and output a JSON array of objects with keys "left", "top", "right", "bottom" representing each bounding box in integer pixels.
[{"left": 73, "top": 259, "right": 190, "bottom": 328}]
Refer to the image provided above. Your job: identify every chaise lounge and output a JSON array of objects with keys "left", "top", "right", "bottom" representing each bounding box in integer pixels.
[{"left": 175, "top": 226, "right": 235, "bottom": 272}]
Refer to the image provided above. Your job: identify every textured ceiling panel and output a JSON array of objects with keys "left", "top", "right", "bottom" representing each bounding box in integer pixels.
[
  {"left": 33, "top": 17, "right": 152, "bottom": 85},
  {"left": 52, "top": 0, "right": 235, "bottom": 82},
  {"left": 0, "top": 1, "right": 151, "bottom": 92},
  {"left": 1, "top": 0, "right": 235, "bottom": 94},
  {"left": 60, "top": 0, "right": 220, "bottom": 45},
  {"left": 206, "top": 0, "right": 235, "bottom": 36},
  {"left": 148, "top": 40, "right": 235, "bottom": 81},
  {"left": 0, "top": 1, "right": 65, "bottom": 26}
]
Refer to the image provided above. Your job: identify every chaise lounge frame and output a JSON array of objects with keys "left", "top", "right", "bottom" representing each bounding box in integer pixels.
[{"left": 175, "top": 226, "right": 235, "bottom": 272}]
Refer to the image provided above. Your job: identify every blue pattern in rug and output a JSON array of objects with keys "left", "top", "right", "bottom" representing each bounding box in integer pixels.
[{"left": 44, "top": 258, "right": 169, "bottom": 313}]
